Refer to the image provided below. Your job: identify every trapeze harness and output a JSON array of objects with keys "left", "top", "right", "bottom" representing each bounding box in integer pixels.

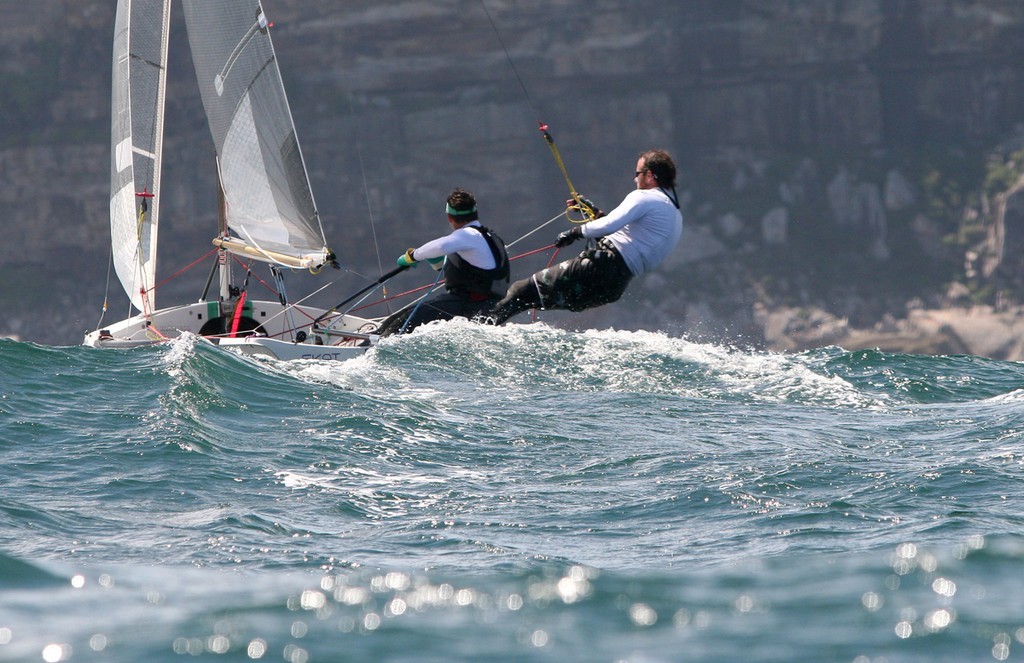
[{"left": 443, "top": 225, "right": 510, "bottom": 302}]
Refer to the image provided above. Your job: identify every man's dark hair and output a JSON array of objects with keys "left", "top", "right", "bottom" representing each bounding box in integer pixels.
[
  {"left": 640, "top": 149, "right": 677, "bottom": 188},
  {"left": 447, "top": 188, "right": 478, "bottom": 221}
]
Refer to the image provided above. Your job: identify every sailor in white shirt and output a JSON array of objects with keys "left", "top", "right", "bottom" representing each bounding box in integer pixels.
[
  {"left": 377, "top": 188, "right": 509, "bottom": 336},
  {"left": 485, "top": 149, "right": 682, "bottom": 324}
]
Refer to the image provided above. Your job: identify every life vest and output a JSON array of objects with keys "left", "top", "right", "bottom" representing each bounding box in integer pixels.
[{"left": 444, "top": 225, "right": 510, "bottom": 300}]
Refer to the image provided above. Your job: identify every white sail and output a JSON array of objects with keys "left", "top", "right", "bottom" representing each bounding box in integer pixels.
[
  {"left": 110, "top": 0, "right": 171, "bottom": 312},
  {"left": 181, "top": 1, "right": 331, "bottom": 268},
  {"left": 88, "top": 1, "right": 379, "bottom": 360}
]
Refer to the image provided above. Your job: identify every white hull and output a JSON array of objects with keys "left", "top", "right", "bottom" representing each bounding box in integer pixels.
[
  {"left": 216, "top": 336, "right": 370, "bottom": 362},
  {"left": 84, "top": 299, "right": 380, "bottom": 362}
]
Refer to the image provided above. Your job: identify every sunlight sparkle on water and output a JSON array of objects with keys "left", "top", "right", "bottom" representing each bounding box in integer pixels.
[
  {"left": 932, "top": 577, "right": 956, "bottom": 597},
  {"left": 992, "top": 632, "right": 1012, "bottom": 661},
  {"left": 246, "top": 638, "right": 268, "bottom": 658},
  {"left": 629, "top": 603, "right": 658, "bottom": 626},
  {"left": 861, "top": 591, "right": 883, "bottom": 611},
  {"left": 41, "top": 644, "right": 70, "bottom": 662},
  {"left": 88, "top": 634, "right": 107, "bottom": 652},
  {"left": 923, "top": 608, "right": 954, "bottom": 632},
  {"left": 299, "top": 590, "right": 326, "bottom": 610}
]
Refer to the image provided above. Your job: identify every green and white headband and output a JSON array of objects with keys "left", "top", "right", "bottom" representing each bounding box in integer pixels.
[{"left": 446, "top": 203, "right": 477, "bottom": 216}]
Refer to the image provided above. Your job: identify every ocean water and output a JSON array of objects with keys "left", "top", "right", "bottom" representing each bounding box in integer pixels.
[{"left": 2, "top": 321, "right": 1024, "bottom": 662}]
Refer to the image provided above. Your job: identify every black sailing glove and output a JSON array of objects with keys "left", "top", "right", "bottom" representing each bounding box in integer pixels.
[
  {"left": 555, "top": 226, "right": 584, "bottom": 248},
  {"left": 566, "top": 196, "right": 603, "bottom": 219},
  {"left": 578, "top": 195, "right": 603, "bottom": 218},
  {"left": 569, "top": 195, "right": 598, "bottom": 219}
]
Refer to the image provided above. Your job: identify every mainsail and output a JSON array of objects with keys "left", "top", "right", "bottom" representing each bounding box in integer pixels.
[
  {"left": 110, "top": 0, "right": 171, "bottom": 312},
  {"left": 181, "top": 1, "right": 331, "bottom": 269}
]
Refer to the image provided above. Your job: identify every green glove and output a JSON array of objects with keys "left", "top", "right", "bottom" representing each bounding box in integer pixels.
[{"left": 397, "top": 248, "right": 418, "bottom": 268}]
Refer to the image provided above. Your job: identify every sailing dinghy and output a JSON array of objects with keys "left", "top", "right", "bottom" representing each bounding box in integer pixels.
[{"left": 84, "top": 0, "right": 382, "bottom": 362}]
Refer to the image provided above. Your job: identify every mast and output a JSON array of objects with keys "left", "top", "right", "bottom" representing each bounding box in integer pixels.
[{"left": 216, "top": 171, "right": 232, "bottom": 303}]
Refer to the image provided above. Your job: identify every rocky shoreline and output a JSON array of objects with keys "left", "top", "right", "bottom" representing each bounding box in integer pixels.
[{"left": 758, "top": 304, "right": 1024, "bottom": 361}]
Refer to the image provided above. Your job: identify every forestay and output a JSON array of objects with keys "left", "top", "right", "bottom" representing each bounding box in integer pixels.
[{"left": 181, "top": 1, "right": 331, "bottom": 269}]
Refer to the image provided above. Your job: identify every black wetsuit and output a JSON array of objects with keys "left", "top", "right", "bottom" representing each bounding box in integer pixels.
[{"left": 486, "top": 238, "right": 632, "bottom": 325}]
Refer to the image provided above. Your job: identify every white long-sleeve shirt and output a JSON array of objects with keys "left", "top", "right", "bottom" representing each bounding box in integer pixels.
[
  {"left": 411, "top": 221, "right": 497, "bottom": 269},
  {"left": 579, "top": 188, "right": 683, "bottom": 276}
]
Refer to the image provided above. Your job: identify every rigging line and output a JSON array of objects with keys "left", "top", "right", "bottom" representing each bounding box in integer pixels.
[
  {"left": 128, "top": 193, "right": 152, "bottom": 319},
  {"left": 343, "top": 285, "right": 394, "bottom": 316},
  {"left": 347, "top": 93, "right": 398, "bottom": 316},
  {"left": 398, "top": 261, "right": 446, "bottom": 335},
  {"left": 348, "top": 93, "right": 386, "bottom": 280},
  {"left": 239, "top": 276, "right": 340, "bottom": 329},
  {"left": 134, "top": 189, "right": 159, "bottom": 314},
  {"left": 479, "top": 0, "right": 538, "bottom": 116},
  {"left": 479, "top": 0, "right": 596, "bottom": 224},
  {"left": 226, "top": 253, "right": 311, "bottom": 322},
  {"left": 506, "top": 210, "right": 567, "bottom": 248},
  {"left": 145, "top": 248, "right": 219, "bottom": 295},
  {"left": 94, "top": 230, "right": 115, "bottom": 330}
]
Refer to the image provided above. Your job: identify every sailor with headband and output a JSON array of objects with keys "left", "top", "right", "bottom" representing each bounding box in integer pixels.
[{"left": 376, "top": 188, "right": 510, "bottom": 336}]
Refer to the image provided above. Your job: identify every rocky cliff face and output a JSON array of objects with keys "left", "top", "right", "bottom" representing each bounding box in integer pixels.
[{"left": 2, "top": 1, "right": 1024, "bottom": 355}]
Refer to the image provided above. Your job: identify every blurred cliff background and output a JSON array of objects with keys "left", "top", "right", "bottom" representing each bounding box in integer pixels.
[{"left": 2, "top": 1, "right": 1024, "bottom": 356}]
